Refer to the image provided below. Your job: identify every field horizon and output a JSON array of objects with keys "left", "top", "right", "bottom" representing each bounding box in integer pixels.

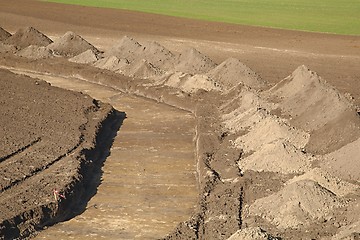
[{"left": 41, "top": 0, "right": 360, "bottom": 36}]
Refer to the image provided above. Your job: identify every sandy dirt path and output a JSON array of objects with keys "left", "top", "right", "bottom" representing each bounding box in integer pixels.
[{"left": 9, "top": 71, "right": 198, "bottom": 239}]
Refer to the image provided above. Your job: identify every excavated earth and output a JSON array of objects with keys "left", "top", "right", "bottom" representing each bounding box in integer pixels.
[{"left": 1, "top": 1, "right": 360, "bottom": 239}]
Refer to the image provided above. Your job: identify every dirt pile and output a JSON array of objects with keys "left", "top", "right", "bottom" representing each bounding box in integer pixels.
[
  {"left": 16, "top": 45, "right": 54, "bottom": 59},
  {"left": 1, "top": 28, "right": 360, "bottom": 239},
  {"left": 213, "top": 65, "right": 360, "bottom": 238},
  {"left": 331, "top": 220, "right": 360, "bottom": 240},
  {"left": 100, "top": 36, "right": 271, "bottom": 94},
  {"left": 100, "top": 36, "right": 222, "bottom": 93},
  {"left": 287, "top": 168, "right": 358, "bottom": 197},
  {"left": 221, "top": 88, "right": 276, "bottom": 131},
  {"left": 4, "top": 26, "right": 52, "bottom": 49},
  {"left": 122, "top": 58, "right": 164, "bottom": 79},
  {"left": 47, "top": 31, "right": 99, "bottom": 57},
  {"left": 0, "top": 27, "right": 11, "bottom": 42},
  {"left": 321, "top": 137, "right": 360, "bottom": 182},
  {"left": 105, "top": 37, "right": 175, "bottom": 69},
  {"left": 163, "top": 72, "right": 191, "bottom": 88},
  {"left": 140, "top": 41, "right": 176, "bottom": 70},
  {"left": 227, "top": 227, "right": 272, "bottom": 240},
  {"left": 105, "top": 35, "right": 142, "bottom": 61},
  {"left": 248, "top": 180, "right": 343, "bottom": 229},
  {"left": 69, "top": 49, "right": 100, "bottom": 64},
  {"left": 179, "top": 74, "right": 221, "bottom": 93},
  {"left": 266, "top": 65, "right": 360, "bottom": 154},
  {"left": 174, "top": 47, "right": 217, "bottom": 74},
  {"left": 234, "top": 113, "right": 312, "bottom": 174},
  {"left": 208, "top": 58, "right": 266, "bottom": 91},
  {"left": 0, "top": 43, "right": 16, "bottom": 54},
  {"left": 93, "top": 56, "right": 129, "bottom": 72}
]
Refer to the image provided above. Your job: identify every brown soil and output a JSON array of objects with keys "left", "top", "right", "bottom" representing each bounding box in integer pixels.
[
  {"left": 47, "top": 31, "right": 99, "bottom": 57},
  {"left": 4, "top": 26, "right": 52, "bottom": 49},
  {"left": 0, "top": 1, "right": 360, "bottom": 239},
  {"left": 0, "top": 68, "right": 122, "bottom": 239},
  {"left": 0, "top": 27, "right": 11, "bottom": 42}
]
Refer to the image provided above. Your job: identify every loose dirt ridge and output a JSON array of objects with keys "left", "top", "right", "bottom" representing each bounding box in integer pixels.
[{"left": 1, "top": 26, "right": 360, "bottom": 239}]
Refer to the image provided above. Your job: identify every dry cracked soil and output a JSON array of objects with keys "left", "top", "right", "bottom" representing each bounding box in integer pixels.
[{"left": 1, "top": 0, "right": 360, "bottom": 239}]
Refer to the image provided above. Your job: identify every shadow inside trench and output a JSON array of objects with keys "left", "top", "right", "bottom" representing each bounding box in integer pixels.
[{"left": 51, "top": 109, "right": 126, "bottom": 224}]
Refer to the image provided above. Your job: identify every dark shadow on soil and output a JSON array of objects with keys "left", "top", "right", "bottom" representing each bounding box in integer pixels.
[{"left": 58, "top": 109, "right": 126, "bottom": 222}]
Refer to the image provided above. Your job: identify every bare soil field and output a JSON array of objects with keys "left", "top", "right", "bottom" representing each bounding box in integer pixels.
[{"left": 1, "top": 0, "right": 360, "bottom": 239}]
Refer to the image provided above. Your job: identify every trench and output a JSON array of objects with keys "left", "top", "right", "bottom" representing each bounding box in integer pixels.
[{"left": 11, "top": 71, "right": 198, "bottom": 239}]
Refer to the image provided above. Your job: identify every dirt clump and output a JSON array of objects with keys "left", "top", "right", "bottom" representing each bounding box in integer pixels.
[
  {"left": 123, "top": 58, "right": 164, "bottom": 79},
  {"left": 4, "top": 26, "right": 52, "bottom": 49},
  {"left": 331, "top": 220, "right": 360, "bottom": 240},
  {"left": 0, "top": 27, "right": 11, "bottom": 42},
  {"left": 266, "top": 65, "right": 360, "bottom": 154},
  {"left": 235, "top": 114, "right": 309, "bottom": 152},
  {"left": 247, "top": 179, "right": 343, "bottom": 229},
  {"left": 47, "top": 31, "right": 99, "bottom": 57},
  {"left": 321, "top": 137, "right": 360, "bottom": 182},
  {"left": 226, "top": 227, "right": 273, "bottom": 240},
  {"left": 69, "top": 49, "right": 101, "bottom": 64},
  {"left": 0, "top": 43, "right": 16, "bottom": 54},
  {"left": 93, "top": 55, "right": 129, "bottom": 72},
  {"left": 179, "top": 74, "right": 221, "bottom": 93},
  {"left": 208, "top": 58, "right": 266, "bottom": 91},
  {"left": 140, "top": 40, "right": 176, "bottom": 70},
  {"left": 174, "top": 47, "right": 217, "bottom": 74},
  {"left": 287, "top": 168, "right": 358, "bottom": 197},
  {"left": 16, "top": 45, "right": 54, "bottom": 59},
  {"left": 104, "top": 35, "right": 142, "bottom": 61},
  {"left": 105, "top": 36, "right": 175, "bottom": 70}
]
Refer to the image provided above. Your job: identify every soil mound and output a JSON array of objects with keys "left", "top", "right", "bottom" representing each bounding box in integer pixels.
[
  {"left": 0, "top": 43, "right": 16, "bottom": 54},
  {"left": 16, "top": 45, "right": 53, "bottom": 59},
  {"left": 208, "top": 58, "right": 266, "bottom": 91},
  {"left": 124, "top": 59, "right": 164, "bottom": 79},
  {"left": 235, "top": 115, "right": 309, "bottom": 151},
  {"left": 331, "top": 221, "right": 360, "bottom": 240},
  {"left": 93, "top": 56, "right": 129, "bottom": 72},
  {"left": 227, "top": 227, "right": 271, "bottom": 240},
  {"left": 268, "top": 65, "right": 353, "bottom": 131},
  {"left": 47, "top": 31, "right": 99, "bottom": 57},
  {"left": 106, "top": 37, "right": 175, "bottom": 71},
  {"left": 267, "top": 65, "right": 360, "bottom": 154},
  {"left": 105, "top": 35, "right": 142, "bottom": 61},
  {"left": 163, "top": 72, "right": 191, "bottom": 88},
  {"left": 321, "top": 137, "right": 360, "bottom": 182},
  {"left": 179, "top": 74, "right": 221, "bottom": 93},
  {"left": 287, "top": 168, "right": 359, "bottom": 197},
  {"left": 239, "top": 140, "right": 313, "bottom": 174},
  {"left": 221, "top": 88, "right": 276, "bottom": 133},
  {"left": 141, "top": 41, "right": 176, "bottom": 70},
  {"left": 4, "top": 26, "right": 52, "bottom": 49},
  {"left": 305, "top": 108, "right": 360, "bottom": 154},
  {"left": 175, "top": 47, "right": 216, "bottom": 74},
  {"left": 69, "top": 49, "right": 100, "bottom": 64},
  {"left": 0, "top": 27, "right": 11, "bottom": 42},
  {"left": 248, "top": 180, "right": 343, "bottom": 229}
]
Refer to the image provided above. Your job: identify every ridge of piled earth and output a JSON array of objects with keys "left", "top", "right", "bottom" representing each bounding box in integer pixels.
[{"left": 1, "top": 26, "right": 359, "bottom": 239}]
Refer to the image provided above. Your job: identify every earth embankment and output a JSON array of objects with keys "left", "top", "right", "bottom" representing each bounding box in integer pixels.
[{"left": 0, "top": 68, "right": 122, "bottom": 239}]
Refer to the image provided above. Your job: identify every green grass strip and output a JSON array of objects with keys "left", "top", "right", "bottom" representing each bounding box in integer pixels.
[{"left": 41, "top": 0, "right": 360, "bottom": 35}]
